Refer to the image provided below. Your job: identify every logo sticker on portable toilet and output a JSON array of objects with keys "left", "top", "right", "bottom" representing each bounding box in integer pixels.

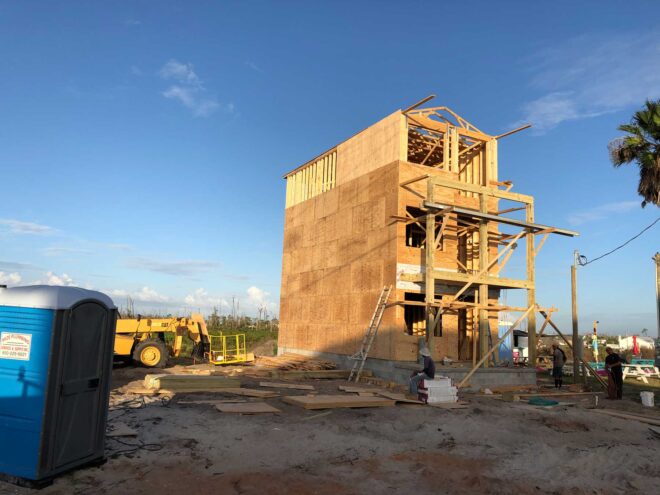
[{"left": 0, "top": 332, "right": 32, "bottom": 361}]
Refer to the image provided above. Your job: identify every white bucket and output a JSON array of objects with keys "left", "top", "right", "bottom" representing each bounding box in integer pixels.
[{"left": 640, "top": 391, "right": 655, "bottom": 407}]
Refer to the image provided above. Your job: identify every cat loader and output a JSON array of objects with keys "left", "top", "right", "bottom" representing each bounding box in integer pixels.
[
  {"left": 114, "top": 313, "right": 255, "bottom": 367},
  {"left": 114, "top": 313, "right": 211, "bottom": 368}
]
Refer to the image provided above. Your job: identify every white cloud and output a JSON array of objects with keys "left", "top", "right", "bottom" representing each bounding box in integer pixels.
[
  {"left": 110, "top": 286, "right": 170, "bottom": 303},
  {"left": 159, "top": 59, "right": 222, "bottom": 117},
  {"left": 159, "top": 59, "right": 201, "bottom": 86},
  {"left": 0, "top": 219, "right": 55, "bottom": 235},
  {"left": 0, "top": 272, "right": 21, "bottom": 285},
  {"left": 517, "top": 32, "right": 660, "bottom": 133},
  {"left": 124, "top": 257, "right": 219, "bottom": 276},
  {"left": 184, "top": 288, "right": 229, "bottom": 309},
  {"left": 244, "top": 61, "right": 263, "bottom": 73},
  {"left": 32, "top": 271, "right": 76, "bottom": 286},
  {"left": 247, "top": 286, "right": 277, "bottom": 314},
  {"left": 162, "top": 85, "right": 219, "bottom": 117},
  {"left": 567, "top": 200, "right": 640, "bottom": 226}
]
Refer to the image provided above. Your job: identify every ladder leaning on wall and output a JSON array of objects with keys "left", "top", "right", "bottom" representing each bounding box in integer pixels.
[{"left": 348, "top": 285, "right": 393, "bottom": 382}]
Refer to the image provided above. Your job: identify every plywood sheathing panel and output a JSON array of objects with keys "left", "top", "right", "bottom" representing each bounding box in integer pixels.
[
  {"left": 279, "top": 160, "right": 400, "bottom": 360},
  {"left": 336, "top": 111, "right": 406, "bottom": 186}
]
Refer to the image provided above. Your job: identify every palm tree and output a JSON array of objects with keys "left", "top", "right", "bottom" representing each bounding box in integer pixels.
[{"left": 608, "top": 99, "right": 660, "bottom": 207}]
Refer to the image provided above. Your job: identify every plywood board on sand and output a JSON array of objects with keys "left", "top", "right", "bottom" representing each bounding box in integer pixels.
[
  {"left": 282, "top": 395, "right": 395, "bottom": 410},
  {"left": 216, "top": 402, "right": 281, "bottom": 414},
  {"left": 259, "top": 382, "right": 315, "bottom": 391}
]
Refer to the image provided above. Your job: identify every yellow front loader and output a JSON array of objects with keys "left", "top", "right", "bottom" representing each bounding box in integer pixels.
[
  {"left": 114, "top": 313, "right": 212, "bottom": 367},
  {"left": 114, "top": 313, "right": 254, "bottom": 368}
]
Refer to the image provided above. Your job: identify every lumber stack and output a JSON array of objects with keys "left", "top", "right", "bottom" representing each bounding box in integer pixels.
[
  {"left": 144, "top": 374, "right": 240, "bottom": 391},
  {"left": 282, "top": 394, "right": 395, "bottom": 410},
  {"left": 255, "top": 353, "right": 336, "bottom": 371}
]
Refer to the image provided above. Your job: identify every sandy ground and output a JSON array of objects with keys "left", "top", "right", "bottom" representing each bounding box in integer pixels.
[{"left": 2, "top": 363, "right": 660, "bottom": 495}]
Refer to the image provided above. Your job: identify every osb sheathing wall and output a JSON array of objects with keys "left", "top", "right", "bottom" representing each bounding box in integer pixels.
[
  {"left": 335, "top": 111, "right": 407, "bottom": 186},
  {"left": 279, "top": 160, "right": 400, "bottom": 360}
]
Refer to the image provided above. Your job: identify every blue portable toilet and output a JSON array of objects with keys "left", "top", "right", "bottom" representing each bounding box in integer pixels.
[{"left": 0, "top": 285, "right": 117, "bottom": 486}]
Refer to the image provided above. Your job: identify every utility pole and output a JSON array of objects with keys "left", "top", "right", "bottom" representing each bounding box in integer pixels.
[
  {"left": 654, "top": 252, "right": 660, "bottom": 340},
  {"left": 654, "top": 253, "right": 660, "bottom": 368},
  {"left": 571, "top": 250, "right": 580, "bottom": 380}
]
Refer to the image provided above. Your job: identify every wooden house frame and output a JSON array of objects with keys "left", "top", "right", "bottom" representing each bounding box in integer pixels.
[{"left": 279, "top": 95, "right": 577, "bottom": 367}]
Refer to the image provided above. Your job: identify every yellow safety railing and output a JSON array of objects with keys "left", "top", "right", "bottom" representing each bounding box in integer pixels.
[{"left": 208, "top": 334, "right": 247, "bottom": 365}]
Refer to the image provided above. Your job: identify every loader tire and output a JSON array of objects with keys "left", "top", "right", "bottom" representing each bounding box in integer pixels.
[{"left": 133, "top": 339, "right": 168, "bottom": 368}]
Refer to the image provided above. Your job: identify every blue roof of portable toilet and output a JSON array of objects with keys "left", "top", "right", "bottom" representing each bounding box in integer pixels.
[{"left": 0, "top": 285, "right": 116, "bottom": 310}]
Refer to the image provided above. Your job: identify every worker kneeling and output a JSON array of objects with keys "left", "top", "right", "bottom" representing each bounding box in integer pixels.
[{"left": 409, "top": 348, "right": 436, "bottom": 395}]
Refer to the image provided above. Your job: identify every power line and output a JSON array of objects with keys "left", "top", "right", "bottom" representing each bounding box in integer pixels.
[{"left": 578, "top": 217, "right": 660, "bottom": 266}]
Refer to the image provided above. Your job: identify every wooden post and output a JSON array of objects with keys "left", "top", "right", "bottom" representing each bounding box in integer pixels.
[
  {"left": 655, "top": 252, "right": 660, "bottom": 340},
  {"left": 458, "top": 305, "right": 535, "bottom": 388},
  {"left": 571, "top": 251, "right": 580, "bottom": 380},
  {"left": 526, "top": 203, "right": 536, "bottom": 368},
  {"left": 425, "top": 180, "right": 436, "bottom": 342},
  {"left": 478, "top": 193, "right": 489, "bottom": 366}
]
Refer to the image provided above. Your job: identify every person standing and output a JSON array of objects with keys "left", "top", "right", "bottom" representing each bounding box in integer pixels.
[
  {"left": 605, "top": 346, "right": 624, "bottom": 400},
  {"left": 409, "top": 348, "right": 435, "bottom": 395},
  {"left": 551, "top": 343, "right": 566, "bottom": 389}
]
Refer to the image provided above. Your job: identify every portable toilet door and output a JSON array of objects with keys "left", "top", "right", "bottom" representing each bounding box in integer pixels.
[
  {"left": 0, "top": 285, "right": 117, "bottom": 486},
  {"left": 48, "top": 299, "right": 115, "bottom": 470}
]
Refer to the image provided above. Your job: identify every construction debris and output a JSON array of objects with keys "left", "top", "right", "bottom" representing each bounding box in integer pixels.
[
  {"left": 590, "top": 409, "right": 660, "bottom": 426},
  {"left": 377, "top": 391, "right": 424, "bottom": 404},
  {"left": 216, "top": 403, "right": 281, "bottom": 414},
  {"left": 282, "top": 395, "right": 395, "bottom": 410},
  {"left": 214, "top": 388, "right": 279, "bottom": 398},
  {"left": 258, "top": 381, "right": 315, "bottom": 391},
  {"left": 255, "top": 353, "right": 336, "bottom": 371},
  {"left": 338, "top": 385, "right": 381, "bottom": 393},
  {"left": 106, "top": 422, "right": 138, "bottom": 437}
]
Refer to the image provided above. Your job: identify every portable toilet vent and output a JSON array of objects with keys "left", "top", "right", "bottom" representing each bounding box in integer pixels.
[{"left": 0, "top": 285, "right": 117, "bottom": 486}]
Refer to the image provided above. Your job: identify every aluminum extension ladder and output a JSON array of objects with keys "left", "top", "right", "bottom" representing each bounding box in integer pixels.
[{"left": 348, "top": 285, "right": 392, "bottom": 382}]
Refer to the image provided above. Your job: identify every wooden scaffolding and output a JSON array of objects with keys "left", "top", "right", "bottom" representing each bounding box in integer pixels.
[{"left": 391, "top": 97, "right": 579, "bottom": 367}]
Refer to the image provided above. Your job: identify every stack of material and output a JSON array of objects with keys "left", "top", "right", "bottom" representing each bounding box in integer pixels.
[
  {"left": 282, "top": 395, "right": 395, "bottom": 410},
  {"left": 418, "top": 377, "right": 458, "bottom": 404},
  {"left": 144, "top": 374, "right": 240, "bottom": 391},
  {"left": 255, "top": 353, "right": 336, "bottom": 371}
]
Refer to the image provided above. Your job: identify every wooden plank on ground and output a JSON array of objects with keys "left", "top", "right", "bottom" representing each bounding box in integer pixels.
[
  {"left": 144, "top": 374, "right": 240, "bottom": 390},
  {"left": 377, "top": 391, "right": 425, "bottom": 404},
  {"left": 216, "top": 402, "right": 281, "bottom": 414},
  {"left": 123, "top": 386, "right": 175, "bottom": 396},
  {"left": 591, "top": 409, "right": 660, "bottom": 426},
  {"left": 259, "top": 381, "right": 315, "bottom": 391},
  {"left": 214, "top": 388, "right": 279, "bottom": 398},
  {"left": 338, "top": 385, "right": 382, "bottom": 393},
  {"left": 282, "top": 395, "right": 395, "bottom": 410}
]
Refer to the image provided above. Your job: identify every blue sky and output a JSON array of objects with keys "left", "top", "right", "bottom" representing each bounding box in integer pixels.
[{"left": 0, "top": 1, "right": 658, "bottom": 333}]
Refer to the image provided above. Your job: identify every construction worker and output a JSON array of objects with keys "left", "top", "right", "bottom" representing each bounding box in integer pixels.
[
  {"left": 551, "top": 343, "right": 566, "bottom": 389},
  {"left": 409, "top": 348, "right": 435, "bottom": 395},
  {"left": 605, "top": 347, "right": 624, "bottom": 400}
]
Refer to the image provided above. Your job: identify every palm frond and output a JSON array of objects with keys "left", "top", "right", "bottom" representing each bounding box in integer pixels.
[{"left": 610, "top": 99, "right": 660, "bottom": 207}]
